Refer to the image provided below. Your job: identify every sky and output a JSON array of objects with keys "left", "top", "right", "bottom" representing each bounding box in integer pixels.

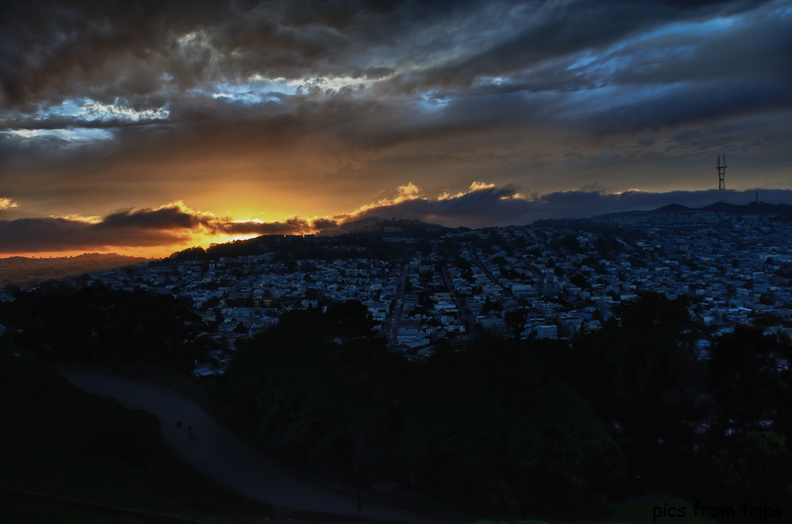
[{"left": 1, "top": 0, "right": 790, "bottom": 257}]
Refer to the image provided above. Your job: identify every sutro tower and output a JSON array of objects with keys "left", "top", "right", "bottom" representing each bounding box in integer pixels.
[{"left": 716, "top": 154, "right": 727, "bottom": 191}]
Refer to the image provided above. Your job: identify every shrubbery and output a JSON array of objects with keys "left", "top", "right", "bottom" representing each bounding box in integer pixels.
[
  {"left": 222, "top": 302, "right": 624, "bottom": 519},
  {"left": 0, "top": 282, "right": 213, "bottom": 373},
  {"left": 222, "top": 294, "right": 792, "bottom": 518}
]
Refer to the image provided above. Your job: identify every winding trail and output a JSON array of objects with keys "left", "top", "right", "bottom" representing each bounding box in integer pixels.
[{"left": 57, "top": 368, "right": 451, "bottom": 524}]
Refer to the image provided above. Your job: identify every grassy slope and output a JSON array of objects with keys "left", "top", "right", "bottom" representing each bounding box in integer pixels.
[{"left": 0, "top": 339, "right": 271, "bottom": 524}]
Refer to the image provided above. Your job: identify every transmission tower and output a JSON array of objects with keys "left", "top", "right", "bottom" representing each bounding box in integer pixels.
[{"left": 716, "top": 154, "right": 727, "bottom": 191}]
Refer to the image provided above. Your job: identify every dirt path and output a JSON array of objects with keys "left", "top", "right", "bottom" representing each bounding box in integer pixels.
[{"left": 57, "top": 368, "right": 450, "bottom": 524}]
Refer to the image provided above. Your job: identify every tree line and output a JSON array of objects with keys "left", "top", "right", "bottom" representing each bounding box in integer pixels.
[
  {"left": 0, "top": 282, "right": 214, "bottom": 373},
  {"left": 217, "top": 294, "right": 792, "bottom": 519}
]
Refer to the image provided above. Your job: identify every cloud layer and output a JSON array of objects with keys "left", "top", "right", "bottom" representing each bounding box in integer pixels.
[{"left": 1, "top": 0, "right": 790, "bottom": 253}]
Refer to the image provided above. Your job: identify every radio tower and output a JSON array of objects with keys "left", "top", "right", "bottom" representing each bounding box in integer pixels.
[{"left": 716, "top": 154, "right": 727, "bottom": 191}]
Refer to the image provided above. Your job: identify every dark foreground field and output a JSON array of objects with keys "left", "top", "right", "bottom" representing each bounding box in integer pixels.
[{"left": 0, "top": 340, "right": 271, "bottom": 524}]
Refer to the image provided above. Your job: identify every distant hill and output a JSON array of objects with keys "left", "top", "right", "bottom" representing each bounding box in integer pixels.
[
  {"left": 700, "top": 201, "right": 792, "bottom": 215},
  {"left": 338, "top": 217, "right": 456, "bottom": 235},
  {"left": 316, "top": 215, "right": 385, "bottom": 236},
  {"left": 0, "top": 253, "right": 150, "bottom": 286},
  {"left": 594, "top": 201, "right": 792, "bottom": 221},
  {"left": 317, "top": 216, "right": 456, "bottom": 236}
]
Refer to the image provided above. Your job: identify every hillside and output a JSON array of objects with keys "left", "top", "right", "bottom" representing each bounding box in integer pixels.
[{"left": 593, "top": 201, "right": 792, "bottom": 221}]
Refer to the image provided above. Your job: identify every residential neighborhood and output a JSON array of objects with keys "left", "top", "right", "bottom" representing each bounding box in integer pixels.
[{"left": 21, "top": 203, "right": 789, "bottom": 375}]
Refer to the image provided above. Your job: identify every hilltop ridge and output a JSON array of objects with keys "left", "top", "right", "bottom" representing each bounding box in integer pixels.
[{"left": 593, "top": 200, "right": 792, "bottom": 221}]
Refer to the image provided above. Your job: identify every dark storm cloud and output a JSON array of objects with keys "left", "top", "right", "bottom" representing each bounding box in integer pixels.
[
  {"left": 0, "top": 217, "right": 190, "bottom": 253},
  {"left": 578, "top": 4, "right": 792, "bottom": 135},
  {"left": 2, "top": 0, "right": 771, "bottom": 105},
  {"left": 0, "top": 0, "right": 228, "bottom": 107},
  {"left": 311, "top": 218, "right": 340, "bottom": 231},
  {"left": 587, "top": 77, "right": 792, "bottom": 135},
  {"left": 2, "top": 114, "right": 169, "bottom": 131},
  {"left": 0, "top": 0, "right": 432, "bottom": 107},
  {"left": 222, "top": 218, "right": 314, "bottom": 235},
  {"left": 0, "top": 202, "right": 219, "bottom": 253},
  {"left": 100, "top": 206, "right": 209, "bottom": 230},
  {"left": 99, "top": 204, "right": 322, "bottom": 236},
  {"left": 609, "top": 8, "right": 792, "bottom": 87},
  {"left": 376, "top": 0, "right": 774, "bottom": 95}
]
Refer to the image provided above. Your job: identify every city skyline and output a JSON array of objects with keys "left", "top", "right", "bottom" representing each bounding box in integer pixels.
[{"left": 2, "top": 0, "right": 791, "bottom": 257}]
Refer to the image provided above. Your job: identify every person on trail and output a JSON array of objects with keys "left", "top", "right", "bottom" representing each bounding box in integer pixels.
[{"left": 188, "top": 425, "right": 193, "bottom": 440}]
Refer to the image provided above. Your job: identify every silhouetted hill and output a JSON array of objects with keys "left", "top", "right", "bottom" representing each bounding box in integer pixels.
[
  {"left": 316, "top": 215, "right": 385, "bottom": 236},
  {"left": 346, "top": 217, "right": 457, "bottom": 235},
  {"left": 167, "top": 218, "right": 460, "bottom": 262},
  {"left": 594, "top": 201, "right": 792, "bottom": 221},
  {"left": 318, "top": 216, "right": 457, "bottom": 236},
  {"left": 592, "top": 204, "right": 693, "bottom": 220},
  {"left": 654, "top": 203, "right": 691, "bottom": 213},
  {"left": 701, "top": 201, "right": 792, "bottom": 215},
  {"left": 0, "top": 253, "right": 150, "bottom": 286}
]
